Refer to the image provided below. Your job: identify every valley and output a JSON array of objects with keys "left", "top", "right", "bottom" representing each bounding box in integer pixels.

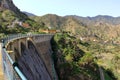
[{"left": 0, "top": 0, "right": 120, "bottom": 80}]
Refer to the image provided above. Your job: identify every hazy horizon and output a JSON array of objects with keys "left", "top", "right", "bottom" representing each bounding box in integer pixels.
[
  {"left": 23, "top": 11, "right": 120, "bottom": 18},
  {"left": 13, "top": 0, "right": 120, "bottom": 17}
]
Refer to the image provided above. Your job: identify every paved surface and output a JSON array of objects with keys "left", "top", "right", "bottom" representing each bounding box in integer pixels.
[{"left": 0, "top": 43, "right": 4, "bottom": 80}]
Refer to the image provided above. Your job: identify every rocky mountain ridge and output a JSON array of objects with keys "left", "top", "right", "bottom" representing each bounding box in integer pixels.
[
  {"left": 0, "top": 0, "right": 28, "bottom": 19},
  {"left": 0, "top": 0, "right": 45, "bottom": 35},
  {"left": 30, "top": 14, "right": 120, "bottom": 42},
  {"left": 0, "top": 0, "right": 18, "bottom": 11},
  {"left": 31, "top": 14, "right": 120, "bottom": 27}
]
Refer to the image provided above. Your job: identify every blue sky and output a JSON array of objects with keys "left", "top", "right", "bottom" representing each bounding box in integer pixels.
[{"left": 13, "top": 0, "right": 120, "bottom": 17}]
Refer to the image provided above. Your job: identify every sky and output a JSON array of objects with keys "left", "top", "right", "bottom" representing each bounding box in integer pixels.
[{"left": 13, "top": 0, "right": 120, "bottom": 17}]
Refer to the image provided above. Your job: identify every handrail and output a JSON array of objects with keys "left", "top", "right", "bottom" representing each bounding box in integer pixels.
[
  {"left": 2, "top": 47, "right": 27, "bottom": 80},
  {"left": 14, "top": 66, "right": 27, "bottom": 80},
  {"left": 3, "top": 34, "right": 54, "bottom": 47}
]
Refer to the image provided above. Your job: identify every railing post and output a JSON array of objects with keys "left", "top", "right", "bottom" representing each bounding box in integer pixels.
[{"left": 99, "top": 66, "right": 105, "bottom": 80}]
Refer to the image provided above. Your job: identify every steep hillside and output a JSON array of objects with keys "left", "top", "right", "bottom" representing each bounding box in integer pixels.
[
  {"left": 30, "top": 14, "right": 64, "bottom": 29},
  {"left": 30, "top": 14, "right": 120, "bottom": 41},
  {"left": 0, "top": 0, "right": 27, "bottom": 19},
  {"left": 0, "top": 0, "right": 45, "bottom": 37},
  {"left": 51, "top": 32, "right": 117, "bottom": 80},
  {"left": 31, "top": 14, "right": 120, "bottom": 80}
]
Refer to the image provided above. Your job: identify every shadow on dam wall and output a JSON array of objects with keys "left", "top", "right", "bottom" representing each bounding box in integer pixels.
[{"left": 16, "top": 40, "right": 51, "bottom": 80}]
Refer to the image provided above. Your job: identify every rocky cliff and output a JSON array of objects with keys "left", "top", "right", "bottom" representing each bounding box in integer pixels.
[
  {"left": 0, "top": 0, "right": 18, "bottom": 11},
  {"left": 0, "top": 0, "right": 27, "bottom": 19}
]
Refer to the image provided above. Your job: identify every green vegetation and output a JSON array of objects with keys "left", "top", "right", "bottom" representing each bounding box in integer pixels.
[
  {"left": 2, "top": 0, "right": 119, "bottom": 79},
  {"left": 51, "top": 32, "right": 99, "bottom": 80},
  {"left": 0, "top": 2, "right": 119, "bottom": 79},
  {"left": 30, "top": 14, "right": 120, "bottom": 42},
  {"left": 0, "top": 9, "right": 47, "bottom": 38},
  {"left": 51, "top": 32, "right": 118, "bottom": 80}
]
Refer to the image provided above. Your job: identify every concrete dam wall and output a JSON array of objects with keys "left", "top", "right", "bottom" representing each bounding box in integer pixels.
[
  {"left": 5, "top": 34, "right": 57, "bottom": 80},
  {"left": 18, "top": 40, "right": 51, "bottom": 80}
]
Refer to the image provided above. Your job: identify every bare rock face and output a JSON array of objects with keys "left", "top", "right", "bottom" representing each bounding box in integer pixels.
[
  {"left": 0, "top": 0, "right": 18, "bottom": 11},
  {"left": 0, "top": 0, "right": 10, "bottom": 9},
  {"left": 0, "top": 0, "right": 27, "bottom": 19}
]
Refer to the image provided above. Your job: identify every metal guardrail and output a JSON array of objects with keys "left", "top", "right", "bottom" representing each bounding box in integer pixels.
[
  {"left": 2, "top": 34, "right": 29, "bottom": 80},
  {"left": 2, "top": 47, "right": 27, "bottom": 80},
  {"left": 1, "top": 33, "right": 54, "bottom": 80},
  {"left": 2, "top": 34, "right": 53, "bottom": 47}
]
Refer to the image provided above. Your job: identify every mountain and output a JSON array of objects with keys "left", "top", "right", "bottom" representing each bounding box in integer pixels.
[
  {"left": 31, "top": 14, "right": 120, "bottom": 27},
  {"left": 0, "top": 0, "right": 44, "bottom": 36},
  {"left": 0, "top": 0, "right": 119, "bottom": 79},
  {"left": 31, "top": 14, "right": 120, "bottom": 79},
  {"left": 30, "top": 14, "right": 120, "bottom": 41},
  {"left": 0, "top": 0, "right": 28, "bottom": 19},
  {"left": 30, "top": 14, "right": 63, "bottom": 29},
  {"left": 23, "top": 11, "right": 36, "bottom": 16},
  {"left": 0, "top": 0, "right": 18, "bottom": 11}
]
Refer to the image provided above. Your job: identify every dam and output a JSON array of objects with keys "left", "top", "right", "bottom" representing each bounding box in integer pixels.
[{"left": 0, "top": 34, "right": 57, "bottom": 80}]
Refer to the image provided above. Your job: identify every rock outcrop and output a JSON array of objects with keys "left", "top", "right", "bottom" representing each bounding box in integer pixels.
[
  {"left": 0, "top": 0, "right": 27, "bottom": 19},
  {"left": 0, "top": 0, "right": 19, "bottom": 12}
]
